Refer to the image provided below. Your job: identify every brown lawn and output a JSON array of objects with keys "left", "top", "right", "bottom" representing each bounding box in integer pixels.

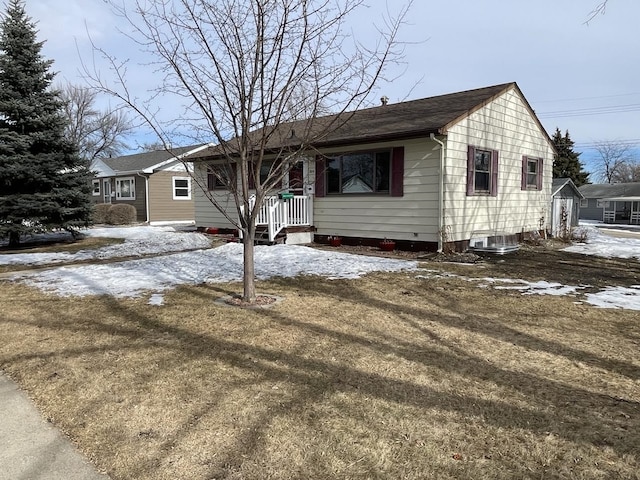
[{"left": 0, "top": 244, "right": 639, "bottom": 479}]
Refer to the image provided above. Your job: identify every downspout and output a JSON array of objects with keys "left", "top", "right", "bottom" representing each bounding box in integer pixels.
[
  {"left": 430, "top": 133, "right": 445, "bottom": 253},
  {"left": 136, "top": 172, "right": 150, "bottom": 224}
]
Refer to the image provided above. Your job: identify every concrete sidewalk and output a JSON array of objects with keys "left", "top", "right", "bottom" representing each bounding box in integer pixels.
[{"left": 0, "top": 372, "right": 110, "bottom": 480}]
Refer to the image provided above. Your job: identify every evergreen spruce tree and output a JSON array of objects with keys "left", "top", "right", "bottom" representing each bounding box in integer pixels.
[
  {"left": 552, "top": 128, "right": 590, "bottom": 187},
  {"left": 0, "top": 0, "right": 92, "bottom": 247}
]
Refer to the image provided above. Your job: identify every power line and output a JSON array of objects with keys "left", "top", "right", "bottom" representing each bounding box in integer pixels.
[
  {"left": 533, "top": 92, "right": 640, "bottom": 104},
  {"left": 537, "top": 103, "right": 640, "bottom": 119}
]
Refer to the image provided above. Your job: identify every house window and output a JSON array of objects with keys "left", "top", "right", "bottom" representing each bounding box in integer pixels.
[
  {"left": 92, "top": 180, "right": 100, "bottom": 196},
  {"left": 115, "top": 177, "right": 135, "bottom": 200},
  {"left": 325, "top": 151, "right": 391, "bottom": 194},
  {"left": 580, "top": 198, "right": 588, "bottom": 208},
  {"left": 596, "top": 199, "right": 610, "bottom": 208},
  {"left": 248, "top": 161, "right": 282, "bottom": 190},
  {"left": 521, "top": 156, "right": 543, "bottom": 191},
  {"left": 467, "top": 146, "right": 498, "bottom": 196},
  {"left": 207, "top": 164, "right": 236, "bottom": 190},
  {"left": 173, "top": 176, "right": 191, "bottom": 200}
]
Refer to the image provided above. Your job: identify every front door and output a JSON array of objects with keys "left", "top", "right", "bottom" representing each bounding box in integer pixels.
[
  {"left": 289, "top": 161, "right": 304, "bottom": 194},
  {"left": 103, "top": 179, "right": 112, "bottom": 204}
]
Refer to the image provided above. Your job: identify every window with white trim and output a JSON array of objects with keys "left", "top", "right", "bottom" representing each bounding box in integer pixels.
[
  {"left": 580, "top": 198, "right": 588, "bottom": 208},
  {"left": 115, "top": 177, "right": 135, "bottom": 200},
  {"left": 173, "top": 176, "right": 191, "bottom": 200},
  {"left": 596, "top": 199, "right": 609, "bottom": 208},
  {"left": 92, "top": 179, "right": 100, "bottom": 196},
  {"left": 521, "top": 156, "right": 543, "bottom": 191},
  {"left": 467, "top": 146, "right": 498, "bottom": 196}
]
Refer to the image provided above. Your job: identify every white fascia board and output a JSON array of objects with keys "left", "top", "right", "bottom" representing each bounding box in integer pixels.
[{"left": 147, "top": 143, "right": 215, "bottom": 172}]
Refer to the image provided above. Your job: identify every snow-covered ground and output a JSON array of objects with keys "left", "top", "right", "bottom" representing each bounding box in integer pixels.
[{"left": 2, "top": 223, "right": 640, "bottom": 310}]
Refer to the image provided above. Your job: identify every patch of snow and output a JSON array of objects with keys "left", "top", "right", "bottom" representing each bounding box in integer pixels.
[
  {"left": 3, "top": 225, "right": 640, "bottom": 311},
  {"left": 0, "top": 226, "right": 212, "bottom": 266},
  {"left": 148, "top": 294, "right": 165, "bottom": 306},
  {"left": 585, "top": 286, "right": 640, "bottom": 311},
  {"left": 12, "top": 242, "right": 417, "bottom": 298},
  {"left": 564, "top": 226, "right": 640, "bottom": 260}
]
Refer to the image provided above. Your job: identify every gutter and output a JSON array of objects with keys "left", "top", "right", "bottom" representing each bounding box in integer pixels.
[{"left": 430, "top": 133, "right": 445, "bottom": 253}]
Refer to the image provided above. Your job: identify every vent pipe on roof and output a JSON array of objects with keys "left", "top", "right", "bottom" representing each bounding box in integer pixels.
[{"left": 380, "top": 96, "right": 389, "bottom": 106}]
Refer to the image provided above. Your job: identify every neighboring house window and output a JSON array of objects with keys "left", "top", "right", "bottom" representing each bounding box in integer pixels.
[
  {"left": 521, "top": 156, "right": 543, "bottom": 191},
  {"left": 115, "top": 177, "right": 135, "bottom": 200},
  {"left": 580, "top": 198, "right": 588, "bottom": 208},
  {"left": 467, "top": 146, "right": 498, "bottom": 196},
  {"left": 207, "top": 164, "right": 236, "bottom": 190},
  {"left": 325, "top": 150, "right": 391, "bottom": 194},
  {"left": 596, "top": 199, "right": 610, "bottom": 208},
  {"left": 173, "top": 176, "right": 191, "bottom": 200},
  {"left": 92, "top": 180, "right": 100, "bottom": 196}
]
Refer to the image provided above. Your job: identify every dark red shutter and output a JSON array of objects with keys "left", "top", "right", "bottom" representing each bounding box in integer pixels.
[
  {"left": 490, "top": 150, "right": 499, "bottom": 197},
  {"left": 537, "top": 158, "right": 544, "bottom": 191},
  {"left": 521, "top": 156, "right": 528, "bottom": 191},
  {"left": 315, "top": 156, "right": 326, "bottom": 197},
  {"left": 391, "top": 146, "right": 404, "bottom": 197},
  {"left": 466, "top": 145, "right": 475, "bottom": 196}
]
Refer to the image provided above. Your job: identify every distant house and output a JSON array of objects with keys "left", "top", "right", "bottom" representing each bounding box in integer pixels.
[
  {"left": 186, "top": 82, "right": 555, "bottom": 251},
  {"left": 91, "top": 145, "right": 207, "bottom": 225},
  {"left": 579, "top": 182, "right": 640, "bottom": 224},
  {"left": 551, "top": 178, "right": 584, "bottom": 237}
]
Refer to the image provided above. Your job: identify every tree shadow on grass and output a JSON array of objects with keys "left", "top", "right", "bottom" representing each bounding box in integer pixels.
[{"left": 1, "top": 272, "right": 639, "bottom": 478}]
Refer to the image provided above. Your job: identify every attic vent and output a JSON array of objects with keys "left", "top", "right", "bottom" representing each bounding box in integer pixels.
[{"left": 380, "top": 96, "right": 389, "bottom": 106}]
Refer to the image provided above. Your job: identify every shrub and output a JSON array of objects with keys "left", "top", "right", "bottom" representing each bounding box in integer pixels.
[
  {"left": 106, "top": 204, "right": 137, "bottom": 225},
  {"left": 93, "top": 204, "right": 111, "bottom": 224}
]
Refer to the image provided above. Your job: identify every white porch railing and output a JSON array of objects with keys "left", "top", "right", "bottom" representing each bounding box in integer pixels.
[
  {"left": 240, "top": 194, "right": 313, "bottom": 242},
  {"left": 603, "top": 209, "right": 615, "bottom": 223}
]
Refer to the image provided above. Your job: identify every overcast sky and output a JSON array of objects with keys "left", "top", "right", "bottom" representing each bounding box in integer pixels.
[{"left": 24, "top": 0, "right": 640, "bottom": 174}]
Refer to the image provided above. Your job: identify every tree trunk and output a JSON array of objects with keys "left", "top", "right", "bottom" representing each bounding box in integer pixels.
[
  {"left": 242, "top": 225, "right": 257, "bottom": 303},
  {"left": 8, "top": 231, "right": 20, "bottom": 248}
]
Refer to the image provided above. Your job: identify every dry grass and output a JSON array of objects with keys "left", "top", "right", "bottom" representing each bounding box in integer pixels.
[{"left": 0, "top": 251, "right": 639, "bottom": 479}]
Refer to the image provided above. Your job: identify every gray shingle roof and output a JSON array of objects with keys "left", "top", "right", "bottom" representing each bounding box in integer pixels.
[
  {"left": 579, "top": 183, "right": 640, "bottom": 198},
  {"left": 552, "top": 178, "right": 584, "bottom": 198},
  {"left": 190, "top": 82, "right": 531, "bottom": 159},
  {"left": 102, "top": 144, "right": 205, "bottom": 173}
]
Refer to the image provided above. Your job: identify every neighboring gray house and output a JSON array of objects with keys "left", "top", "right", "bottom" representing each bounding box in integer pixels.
[
  {"left": 551, "top": 178, "right": 583, "bottom": 237},
  {"left": 91, "top": 145, "right": 207, "bottom": 224},
  {"left": 187, "top": 82, "right": 555, "bottom": 251},
  {"left": 579, "top": 183, "right": 640, "bottom": 224}
]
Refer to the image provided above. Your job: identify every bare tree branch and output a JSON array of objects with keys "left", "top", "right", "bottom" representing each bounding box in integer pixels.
[
  {"left": 592, "top": 140, "right": 634, "bottom": 183},
  {"left": 60, "top": 83, "right": 133, "bottom": 160},
  {"left": 585, "top": 1, "right": 608, "bottom": 24},
  {"left": 83, "top": 0, "right": 413, "bottom": 302}
]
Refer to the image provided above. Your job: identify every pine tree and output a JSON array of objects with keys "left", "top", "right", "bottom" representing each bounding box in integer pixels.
[
  {"left": 0, "top": 0, "right": 92, "bottom": 247},
  {"left": 552, "top": 128, "right": 590, "bottom": 187}
]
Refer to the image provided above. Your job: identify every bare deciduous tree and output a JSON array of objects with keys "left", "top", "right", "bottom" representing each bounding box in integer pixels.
[
  {"left": 85, "top": 0, "right": 412, "bottom": 303},
  {"left": 60, "top": 83, "right": 133, "bottom": 160},
  {"left": 593, "top": 140, "right": 633, "bottom": 183},
  {"left": 611, "top": 159, "right": 640, "bottom": 183}
]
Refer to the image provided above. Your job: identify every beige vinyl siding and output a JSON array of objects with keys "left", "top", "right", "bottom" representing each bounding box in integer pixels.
[
  {"left": 148, "top": 171, "right": 195, "bottom": 223},
  {"left": 313, "top": 138, "right": 441, "bottom": 242},
  {"left": 443, "top": 88, "right": 554, "bottom": 241}
]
